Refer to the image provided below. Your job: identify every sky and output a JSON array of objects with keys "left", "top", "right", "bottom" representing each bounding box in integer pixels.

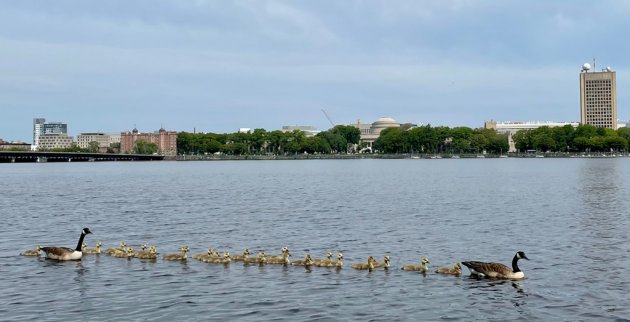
[{"left": 2, "top": 0, "right": 630, "bottom": 142}]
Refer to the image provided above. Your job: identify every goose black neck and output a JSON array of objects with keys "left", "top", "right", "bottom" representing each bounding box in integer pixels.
[
  {"left": 512, "top": 254, "right": 521, "bottom": 273},
  {"left": 75, "top": 232, "right": 87, "bottom": 251}
]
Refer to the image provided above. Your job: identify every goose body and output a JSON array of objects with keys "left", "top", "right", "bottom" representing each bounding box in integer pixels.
[
  {"left": 374, "top": 256, "right": 391, "bottom": 269},
  {"left": 41, "top": 228, "right": 92, "bottom": 261},
  {"left": 20, "top": 246, "right": 41, "bottom": 256},
  {"left": 462, "top": 251, "right": 529, "bottom": 280},
  {"left": 291, "top": 254, "right": 314, "bottom": 266},
  {"left": 204, "top": 252, "right": 231, "bottom": 264},
  {"left": 435, "top": 262, "right": 462, "bottom": 275},
  {"left": 231, "top": 248, "right": 250, "bottom": 261},
  {"left": 112, "top": 247, "right": 134, "bottom": 258},
  {"left": 352, "top": 256, "right": 376, "bottom": 270},
  {"left": 83, "top": 242, "right": 102, "bottom": 254},
  {"left": 317, "top": 253, "right": 343, "bottom": 268},
  {"left": 163, "top": 246, "right": 190, "bottom": 261},
  {"left": 401, "top": 257, "right": 430, "bottom": 272}
]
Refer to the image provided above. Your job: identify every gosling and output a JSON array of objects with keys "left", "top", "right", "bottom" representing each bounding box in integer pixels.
[
  {"left": 435, "top": 262, "right": 462, "bottom": 275},
  {"left": 266, "top": 247, "right": 291, "bottom": 265},
  {"left": 312, "top": 251, "right": 333, "bottom": 265},
  {"left": 204, "top": 252, "right": 231, "bottom": 264},
  {"left": 163, "top": 246, "right": 190, "bottom": 261},
  {"left": 374, "top": 255, "right": 391, "bottom": 269},
  {"left": 243, "top": 251, "right": 266, "bottom": 265},
  {"left": 83, "top": 242, "right": 102, "bottom": 254},
  {"left": 291, "top": 254, "right": 314, "bottom": 266},
  {"left": 104, "top": 241, "right": 127, "bottom": 255},
  {"left": 231, "top": 248, "right": 250, "bottom": 261},
  {"left": 113, "top": 247, "right": 134, "bottom": 258},
  {"left": 135, "top": 246, "right": 158, "bottom": 260},
  {"left": 317, "top": 253, "right": 343, "bottom": 268},
  {"left": 192, "top": 248, "right": 214, "bottom": 261},
  {"left": 401, "top": 256, "right": 430, "bottom": 272},
  {"left": 352, "top": 256, "right": 376, "bottom": 270},
  {"left": 20, "top": 245, "right": 41, "bottom": 256}
]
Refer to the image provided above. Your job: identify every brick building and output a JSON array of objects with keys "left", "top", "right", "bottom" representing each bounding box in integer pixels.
[{"left": 120, "top": 128, "right": 177, "bottom": 155}]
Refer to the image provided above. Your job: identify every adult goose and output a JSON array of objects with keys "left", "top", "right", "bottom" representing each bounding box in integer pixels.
[
  {"left": 41, "top": 228, "right": 92, "bottom": 261},
  {"left": 462, "top": 251, "right": 529, "bottom": 280}
]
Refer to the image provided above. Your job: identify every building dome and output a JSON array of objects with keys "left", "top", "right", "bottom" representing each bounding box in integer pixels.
[{"left": 372, "top": 117, "right": 399, "bottom": 127}]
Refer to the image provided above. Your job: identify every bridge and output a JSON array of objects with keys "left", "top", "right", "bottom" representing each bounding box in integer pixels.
[{"left": 0, "top": 151, "right": 165, "bottom": 163}]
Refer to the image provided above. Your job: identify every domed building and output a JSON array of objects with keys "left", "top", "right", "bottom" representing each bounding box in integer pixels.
[{"left": 353, "top": 117, "right": 401, "bottom": 151}]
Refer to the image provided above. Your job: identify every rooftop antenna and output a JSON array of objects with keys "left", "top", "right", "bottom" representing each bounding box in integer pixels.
[{"left": 593, "top": 56, "right": 596, "bottom": 71}]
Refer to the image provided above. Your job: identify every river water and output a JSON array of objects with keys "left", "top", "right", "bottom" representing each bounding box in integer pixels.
[{"left": 1, "top": 159, "right": 628, "bottom": 321}]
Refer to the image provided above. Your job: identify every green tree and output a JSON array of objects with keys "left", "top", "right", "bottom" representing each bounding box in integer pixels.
[{"left": 133, "top": 140, "right": 159, "bottom": 154}]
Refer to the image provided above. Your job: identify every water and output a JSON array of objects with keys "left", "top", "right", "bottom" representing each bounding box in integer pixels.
[{"left": 1, "top": 159, "right": 629, "bottom": 321}]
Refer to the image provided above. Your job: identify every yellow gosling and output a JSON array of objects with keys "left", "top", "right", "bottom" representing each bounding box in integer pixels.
[
  {"left": 312, "top": 251, "right": 333, "bottom": 265},
  {"left": 104, "top": 241, "right": 126, "bottom": 255},
  {"left": 266, "top": 247, "right": 291, "bottom": 265},
  {"left": 192, "top": 248, "right": 214, "bottom": 261},
  {"left": 291, "top": 254, "right": 314, "bottom": 266},
  {"left": 351, "top": 256, "right": 376, "bottom": 270},
  {"left": 435, "top": 262, "right": 462, "bottom": 275},
  {"left": 136, "top": 246, "right": 158, "bottom": 260},
  {"left": 20, "top": 245, "right": 41, "bottom": 256},
  {"left": 83, "top": 242, "right": 102, "bottom": 254},
  {"left": 243, "top": 251, "right": 266, "bottom": 265},
  {"left": 401, "top": 257, "right": 430, "bottom": 272},
  {"left": 374, "top": 256, "right": 391, "bottom": 269},
  {"left": 231, "top": 248, "right": 250, "bottom": 261},
  {"left": 163, "top": 246, "right": 190, "bottom": 261}
]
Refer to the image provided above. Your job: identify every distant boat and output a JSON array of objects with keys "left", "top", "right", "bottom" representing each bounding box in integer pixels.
[
  {"left": 451, "top": 155, "right": 460, "bottom": 159},
  {"left": 535, "top": 155, "right": 544, "bottom": 158},
  {"left": 476, "top": 155, "right": 485, "bottom": 158},
  {"left": 499, "top": 155, "right": 508, "bottom": 158}
]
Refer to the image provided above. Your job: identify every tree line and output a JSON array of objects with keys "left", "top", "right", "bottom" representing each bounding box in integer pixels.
[
  {"left": 512, "top": 124, "right": 630, "bottom": 153},
  {"left": 176, "top": 125, "right": 510, "bottom": 155},
  {"left": 176, "top": 126, "right": 361, "bottom": 155}
]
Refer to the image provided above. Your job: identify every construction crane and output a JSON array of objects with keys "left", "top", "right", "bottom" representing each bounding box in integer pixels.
[{"left": 321, "top": 109, "right": 335, "bottom": 128}]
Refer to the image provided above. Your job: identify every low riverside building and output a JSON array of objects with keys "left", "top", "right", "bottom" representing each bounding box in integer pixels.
[
  {"left": 484, "top": 120, "right": 580, "bottom": 152},
  {"left": 281, "top": 125, "right": 320, "bottom": 137},
  {"left": 353, "top": 117, "right": 401, "bottom": 150},
  {"left": 0, "top": 139, "right": 31, "bottom": 151},
  {"left": 77, "top": 133, "right": 111, "bottom": 152},
  {"left": 120, "top": 127, "right": 177, "bottom": 155},
  {"left": 37, "top": 133, "right": 74, "bottom": 150}
]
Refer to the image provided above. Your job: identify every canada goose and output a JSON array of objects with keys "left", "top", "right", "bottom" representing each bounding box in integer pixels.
[
  {"left": 266, "top": 247, "right": 291, "bottom": 265},
  {"left": 462, "top": 251, "right": 529, "bottom": 279},
  {"left": 435, "top": 262, "right": 462, "bottom": 275},
  {"left": 104, "top": 241, "right": 126, "bottom": 255},
  {"left": 204, "top": 252, "right": 231, "bottom": 264},
  {"left": 316, "top": 252, "right": 343, "bottom": 267},
  {"left": 81, "top": 242, "right": 87, "bottom": 251},
  {"left": 352, "top": 256, "right": 376, "bottom": 270},
  {"left": 135, "top": 246, "right": 158, "bottom": 260},
  {"left": 83, "top": 242, "right": 102, "bottom": 254},
  {"left": 192, "top": 248, "right": 214, "bottom": 261},
  {"left": 243, "top": 251, "right": 266, "bottom": 265},
  {"left": 231, "top": 248, "right": 250, "bottom": 261},
  {"left": 401, "top": 257, "right": 430, "bottom": 272},
  {"left": 291, "top": 254, "right": 314, "bottom": 266},
  {"left": 41, "top": 228, "right": 92, "bottom": 261},
  {"left": 312, "top": 251, "right": 333, "bottom": 265},
  {"left": 20, "top": 245, "right": 41, "bottom": 256},
  {"left": 163, "top": 246, "right": 190, "bottom": 261},
  {"left": 374, "top": 256, "right": 391, "bottom": 269}
]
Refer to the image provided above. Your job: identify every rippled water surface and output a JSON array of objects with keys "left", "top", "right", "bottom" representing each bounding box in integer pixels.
[{"left": 1, "top": 159, "right": 629, "bottom": 321}]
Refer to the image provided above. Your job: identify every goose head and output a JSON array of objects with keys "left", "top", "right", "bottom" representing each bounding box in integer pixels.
[
  {"left": 223, "top": 252, "right": 231, "bottom": 259},
  {"left": 326, "top": 251, "right": 333, "bottom": 260},
  {"left": 126, "top": 247, "right": 134, "bottom": 256},
  {"left": 304, "top": 254, "right": 314, "bottom": 265},
  {"left": 367, "top": 256, "right": 376, "bottom": 263},
  {"left": 243, "top": 248, "right": 250, "bottom": 255},
  {"left": 82, "top": 228, "right": 92, "bottom": 235},
  {"left": 95, "top": 242, "right": 102, "bottom": 248},
  {"left": 454, "top": 262, "right": 462, "bottom": 273},
  {"left": 516, "top": 251, "right": 529, "bottom": 260},
  {"left": 421, "top": 257, "right": 430, "bottom": 265},
  {"left": 81, "top": 242, "right": 87, "bottom": 250},
  {"left": 336, "top": 253, "right": 343, "bottom": 260},
  {"left": 119, "top": 241, "right": 126, "bottom": 248},
  {"left": 384, "top": 256, "right": 391, "bottom": 265},
  {"left": 140, "top": 243, "right": 147, "bottom": 251},
  {"left": 206, "top": 248, "right": 214, "bottom": 255}
]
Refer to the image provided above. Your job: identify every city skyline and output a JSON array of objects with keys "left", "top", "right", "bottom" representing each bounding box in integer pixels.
[{"left": 2, "top": 1, "right": 630, "bottom": 142}]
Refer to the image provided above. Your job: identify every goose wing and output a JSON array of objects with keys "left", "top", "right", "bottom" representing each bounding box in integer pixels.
[
  {"left": 41, "top": 246, "right": 74, "bottom": 257},
  {"left": 462, "top": 261, "right": 512, "bottom": 277}
]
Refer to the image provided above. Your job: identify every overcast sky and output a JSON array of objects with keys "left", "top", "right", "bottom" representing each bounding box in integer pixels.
[{"left": 2, "top": 0, "right": 629, "bottom": 142}]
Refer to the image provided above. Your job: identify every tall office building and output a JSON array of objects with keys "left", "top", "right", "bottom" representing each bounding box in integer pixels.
[
  {"left": 32, "top": 118, "right": 45, "bottom": 151},
  {"left": 579, "top": 63, "right": 617, "bottom": 129}
]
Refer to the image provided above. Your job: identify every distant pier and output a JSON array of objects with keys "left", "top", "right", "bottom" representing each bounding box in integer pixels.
[{"left": 0, "top": 151, "right": 164, "bottom": 163}]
